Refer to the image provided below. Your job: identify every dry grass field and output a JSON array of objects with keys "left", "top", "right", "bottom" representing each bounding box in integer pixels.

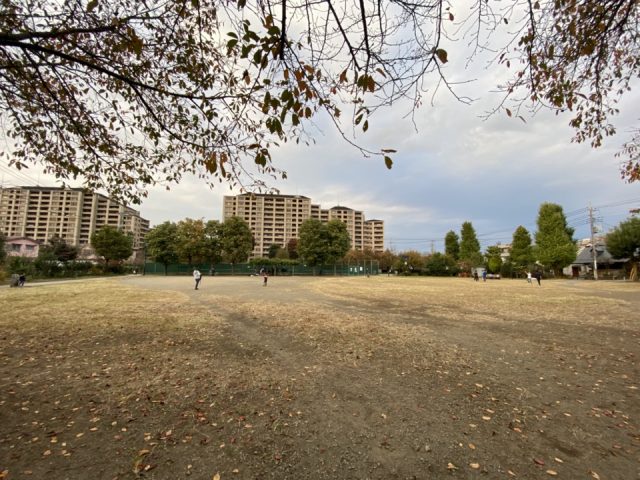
[{"left": 0, "top": 276, "right": 638, "bottom": 480}]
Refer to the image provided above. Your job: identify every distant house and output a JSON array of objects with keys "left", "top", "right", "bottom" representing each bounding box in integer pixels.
[
  {"left": 5, "top": 236, "right": 41, "bottom": 258},
  {"left": 566, "top": 243, "right": 627, "bottom": 279}
]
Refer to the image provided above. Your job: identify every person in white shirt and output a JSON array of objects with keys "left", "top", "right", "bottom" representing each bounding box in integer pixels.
[{"left": 193, "top": 269, "right": 202, "bottom": 290}]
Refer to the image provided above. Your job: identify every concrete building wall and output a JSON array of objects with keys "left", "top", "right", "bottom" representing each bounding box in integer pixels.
[
  {"left": 0, "top": 186, "right": 149, "bottom": 256},
  {"left": 364, "top": 220, "right": 385, "bottom": 252},
  {"left": 223, "top": 193, "right": 384, "bottom": 258}
]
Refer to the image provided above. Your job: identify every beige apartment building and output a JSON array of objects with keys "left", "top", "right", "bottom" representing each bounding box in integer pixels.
[
  {"left": 0, "top": 186, "right": 149, "bottom": 257},
  {"left": 223, "top": 193, "right": 384, "bottom": 258}
]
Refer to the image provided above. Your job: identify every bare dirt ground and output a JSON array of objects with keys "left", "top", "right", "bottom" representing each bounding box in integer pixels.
[{"left": 0, "top": 276, "right": 638, "bottom": 480}]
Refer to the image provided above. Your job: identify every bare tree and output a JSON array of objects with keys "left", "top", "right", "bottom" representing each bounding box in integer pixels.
[{"left": 1, "top": 0, "right": 638, "bottom": 202}]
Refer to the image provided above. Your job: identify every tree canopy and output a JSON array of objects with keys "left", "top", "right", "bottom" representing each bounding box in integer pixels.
[
  {"left": 90, "top": 225, "right": 133, "bottom": 265},
  {"left": 40, "top": 235, "right": 79, "bottom": 263},
  {"left": 298, "top": 218, "right": 350, "bottom": 270},
  {"left": 484, "top": 245, "right": 503, "bottom": 274},
  {"left": 534, "top": 202, "right": 576, "bottom": 275},
  {"left": 510, "top": 226, "right": 534, "bottom": 271},
  {"left": 459, "top": 221, "right": 482, "bottom": 271},
  {"left": 1, "top": 0, "right": 637, "bottom": 202},
  {"left": 175, "top": 218, "right": 208, "bottom": 266},
  {"left": 606, "top": 216, "right": 640, "bottom": 280},
  {"left": 145, "top": 221, "right": 180, "bottom": 275},
  {"left": 220, "top": 216, "right": 254, "bottom": 265},
  {"left": 444, "top": 230, "right": 460, "bottom": 261}
]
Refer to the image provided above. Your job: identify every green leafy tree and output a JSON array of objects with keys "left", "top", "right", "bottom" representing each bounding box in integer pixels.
[
  {"left": 500, "top": 260, "right": 515, "bottom": 279},
  {"left": 606, "top": 217, "right": 640, "bottom": 281},
  {"left": 268, "top": 243, "right": 280, "bottom": 259},
  {"left": 40, "top": 235, "right": 79, "bottom": 263},
  {"left": 484, "top": 245, "right": 503, "bottom": 274},
  {"left": 221, "top": 217, "right": 253, "bottom": 270},
  {"left": 444, "top": 230, "right": 460, "bottom": 261},
  {"left": 298, "top": 219, "right": 351, "bottom": 274},
  {"left": 176, "top": 218, "right": 207, "bottom": 266},
  {"left": 91, "top": 225, "right": 133, "bottom": 267},
  {"left": 204, "top": 220, "right": 223, "bottom": 265},
  {"left": 325, "top": 220, "right": 351, "bottom": 264},
  {"left": 510, "top": 226, "right": 534, "bottom": 272},
  {"left": 459, "top": 221, "right": 482, "bottom": 272},
  {"left": 424, "top": 252, "right": 458, "bottom": 276},
  {"left": 2, "top": 0, "right": 637, "bottom": 202},
  {"left": 6, "top": 255, "right": 35, "bottom": 276},
  {"left": 34, "top": 249, "right": 62, "bottom": 277},
  {"left": 298, "top": 219, "right": 328, "bottom": 273},
  {"left": 145, "top": 222, "right": 179, "bottom": 275},
  {"left": 534, "top": 203, "right": 576, "bottom": 276}
]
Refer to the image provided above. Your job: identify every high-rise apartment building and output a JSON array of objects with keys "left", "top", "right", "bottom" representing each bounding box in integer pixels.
[
  {"left": 0, "top": 186, "right": 149, "bottom": 255},
  {"left": 223, "top": 193, "right": 384, "bottom": 257}
]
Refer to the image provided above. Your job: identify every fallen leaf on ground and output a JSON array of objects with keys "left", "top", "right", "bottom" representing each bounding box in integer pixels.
[
  {"left": 546, "top": 470, "right": 558, "bottom": 476},
  {"left": 447, "top": 462, "right": 458, "bottom": 470},
  {"left": 534, "top": 458, "right": 545, "bottom": 466},
  {"left": 589, "top": 471, "right": 601, "bottom": 480},
  {"left": 470, "top": 463, "right": 480, "bottom": 469}
]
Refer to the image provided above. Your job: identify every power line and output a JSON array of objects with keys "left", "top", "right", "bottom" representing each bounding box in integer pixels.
[{"left": 0, "top": 164, "right": 40, "bottom": 186}]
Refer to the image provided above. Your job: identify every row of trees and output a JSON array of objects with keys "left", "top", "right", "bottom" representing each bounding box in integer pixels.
[
  {"left": 0, "top": 226, "right": 134, "bottom": 279},
  {"left": 442, "top": 203, "right": 577, "bottom": 276},
  {"left": 145, "top": 217, "right": 252, "bottom": 274},
  {"left": 144, "top": 216, "right": 353, "bottom": 274}
]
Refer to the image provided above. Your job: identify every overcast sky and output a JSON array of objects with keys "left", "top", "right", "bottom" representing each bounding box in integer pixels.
[
  {"left": 2, "top": 12, "right": 639, "bottom": 253},
  {"left": 140, "top": 39, "right": 640, "bottom": 253}
]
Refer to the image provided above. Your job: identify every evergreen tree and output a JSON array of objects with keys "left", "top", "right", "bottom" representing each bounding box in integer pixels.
[
  {"left": 444, "top": 230, "right": 460, "bottom": 261},
  {"left": 459, "top": 221, "right": 482, "bottom": 272},
  {"left": 534, "top": 203, "right": 576, "bottom": 276},
  {"left": 510, "top": 226, "right": 534, "bottom": 272}
]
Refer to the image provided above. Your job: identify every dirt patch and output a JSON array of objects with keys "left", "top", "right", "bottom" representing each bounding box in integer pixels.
[{"left": 1, "top": 277, "right": 638, "bottom": 479}]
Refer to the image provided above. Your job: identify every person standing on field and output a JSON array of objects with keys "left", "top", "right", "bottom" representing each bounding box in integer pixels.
[
  {"left": 193, "top": 268, "right": 202, "bottom": 290},
  {"left": 533, "top": 270, "right": 542, "bottom": 286}
]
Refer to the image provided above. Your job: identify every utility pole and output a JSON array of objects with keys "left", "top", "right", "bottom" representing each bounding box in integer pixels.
[{"left": 589, "top": 204, "right": 598, "bottom": 280}]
